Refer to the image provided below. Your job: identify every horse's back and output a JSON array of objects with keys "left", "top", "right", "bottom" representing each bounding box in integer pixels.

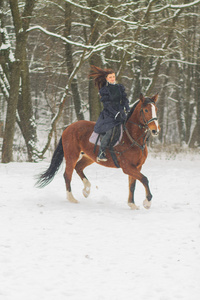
[
  {"left": 62, "top": 120, "right": 95, "bottom": 145},
  {"left": 61, "top": 120, "right": 97, "bottom": 161},
  {"left": 63, "top": 120, "right": 94, "bottom": 135}
]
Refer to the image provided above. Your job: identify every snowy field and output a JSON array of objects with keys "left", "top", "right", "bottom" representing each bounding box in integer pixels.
[{"left": 0, "top": 154, "right": 200, "bottom": 300}]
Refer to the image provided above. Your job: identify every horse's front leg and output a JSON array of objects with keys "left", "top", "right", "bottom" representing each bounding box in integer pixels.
[
  {"left": 128, "top": 176, "right": 139, "bottom": 210},
  {"left": 141, "top": 175, "right": 152, "bottom": 209},
  {"left": 123, "top": 166, "right": 152, "bottom": 210}
]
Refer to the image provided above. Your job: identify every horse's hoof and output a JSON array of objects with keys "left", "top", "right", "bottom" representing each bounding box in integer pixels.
[
  {"left": 67, "top": 191, "right": 79, "bottom": 203},
  {"left": 143, "top": 199, "right": 151, "bottom": 209},
  {"left": 82, "top": 179, "right": 91, "bottom": 198},
  {"left": 128, "top": 203, "right": 140, "bottom": 210},
  {"left": 83, "top": 188, "right": 90, "bottom": 198}
]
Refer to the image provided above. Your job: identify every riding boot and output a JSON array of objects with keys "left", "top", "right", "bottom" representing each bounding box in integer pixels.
[{"left": 97, "top": 128, "right": 113, "bottom": 162}]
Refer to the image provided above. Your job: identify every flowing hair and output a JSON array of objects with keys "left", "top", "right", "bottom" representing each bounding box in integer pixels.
[{"left": 89, "top": 65, "right": 115, "bottom": 90}]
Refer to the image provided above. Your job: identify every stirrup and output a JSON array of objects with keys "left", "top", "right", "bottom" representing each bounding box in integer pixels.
[{"left": 96, "top": 151, "right": 107, "bottom": 162}]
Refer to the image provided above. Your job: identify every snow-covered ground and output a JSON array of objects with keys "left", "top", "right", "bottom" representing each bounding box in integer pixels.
[{"left": 1, "top": 154, "right": 200, "bottom": 300}]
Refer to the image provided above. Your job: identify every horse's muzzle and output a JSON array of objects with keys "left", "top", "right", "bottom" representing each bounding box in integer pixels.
[{"left": 151, "top": 129, "right": 159, "bottom": 136}]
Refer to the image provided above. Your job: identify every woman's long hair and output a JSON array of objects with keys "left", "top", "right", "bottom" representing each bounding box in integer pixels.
[{"left": 89, "top": 65, "right": 115, "bottom": 90}]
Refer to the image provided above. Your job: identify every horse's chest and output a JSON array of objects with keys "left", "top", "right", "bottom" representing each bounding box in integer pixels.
[
  {"left": 133, "top": 148, "right": 147, "bottom": 167},
  {"left": 139, "top": 149, "right": 147, "bottom": 164}
]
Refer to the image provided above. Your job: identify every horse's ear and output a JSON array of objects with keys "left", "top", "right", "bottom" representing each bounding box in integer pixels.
[
  {"left": 140, "top": 93, "right": 145, "bottom": 103},
  {"left": 151, "top": 93, "right": 159, "bottom": 103}
]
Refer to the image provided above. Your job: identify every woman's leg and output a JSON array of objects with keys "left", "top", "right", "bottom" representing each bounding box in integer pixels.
[{"left": 97, "top": 128, "right": 113, "bottom": 161}]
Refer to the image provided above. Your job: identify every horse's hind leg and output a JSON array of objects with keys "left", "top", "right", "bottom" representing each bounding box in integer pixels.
[
  {"left": 64, "top": 165, "right": 79, "bottom": 203},
  {"left": 75, "top": 154, "right": 94, "bottom": 198},
  {"left": 63, "top": 148, "right": 80, "bottom": 203}
]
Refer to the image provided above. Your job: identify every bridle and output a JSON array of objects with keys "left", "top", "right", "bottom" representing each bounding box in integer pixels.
[
  {"left": 122, "top": 102, "right": 158, "bottom": 151},
  {"left": 140, "top": 103, "right": 158, "bottom": 126},
  {"left": 109, "top": 100, "right": 158, "bottom": 167},
  {"left": 123, "top": 125, "right": 149, "bottom": 151}
]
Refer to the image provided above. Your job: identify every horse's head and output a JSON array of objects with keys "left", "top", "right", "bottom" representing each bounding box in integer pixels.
[{"left": 138, "top": 93, "right": 160, "bottom": 136}]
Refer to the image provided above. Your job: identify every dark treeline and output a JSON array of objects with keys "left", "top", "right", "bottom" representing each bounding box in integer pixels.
[{"left": 0, "top": 0, "right": 200, "bottom": 162}]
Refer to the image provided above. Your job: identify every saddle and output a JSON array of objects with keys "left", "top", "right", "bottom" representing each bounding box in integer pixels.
[{"left": 89, "top": 125, "right": 122, "bottom": 168}]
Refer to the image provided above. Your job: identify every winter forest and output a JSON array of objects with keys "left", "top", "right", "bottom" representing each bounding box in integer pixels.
[{"left": 0, "top": 0, "right": 200, "bottom": 163}]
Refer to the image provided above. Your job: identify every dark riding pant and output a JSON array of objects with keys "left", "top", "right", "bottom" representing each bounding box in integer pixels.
[{"left": 99, "top": 128, "right": 113, "bottom": 154}]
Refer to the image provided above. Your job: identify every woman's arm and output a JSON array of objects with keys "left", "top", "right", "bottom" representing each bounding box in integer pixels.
[
  {"left": 99, "top": 87, "right": 118, "bottom": 116},
  {"left": 119, "top": 84, "right": 130, "bottom": 112},
  {"left": 101, "top": 96, "right": 118, "bottom": 116}
]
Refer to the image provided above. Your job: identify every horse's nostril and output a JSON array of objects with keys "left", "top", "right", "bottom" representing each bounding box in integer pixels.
[{"left": 152, "top": 130, "right": 157, "bottom": 135}]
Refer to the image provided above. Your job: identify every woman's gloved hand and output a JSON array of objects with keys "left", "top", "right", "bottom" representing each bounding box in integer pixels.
[
  {"left": 115, "top": 111, "right": 127, "bottom": 123},
  {"left": 114, "top": 111, "right": 120, "bottom": 120}
]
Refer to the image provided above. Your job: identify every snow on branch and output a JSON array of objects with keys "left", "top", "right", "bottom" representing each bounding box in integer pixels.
[
  {"left": 131, "top": 41, "right": 166, "bottom": 55},
  {"left": 0, "top": 66, "right": 10, "bottom": 93},
  {"left": 1, "top": 27, "right": 15, "bottom": 63},
  {"left": 63, "top": 0, "right": 138, "bottom": 27},
  {"left": 168, "top": 97, "right": 178, "bottom": 103},
  {"left": 27, "top": 25, "right": 92, "bottom": 49},
  {"left": 152, "top": 0, "right": 200, "bottom": 13},
  {"left": 169, "top": 0, "right": 200, "bottom": 9},
  {"left": 162, "top": 59, "right": 197, "bottom": 66},
  {"left": 27, "top": 25, "right": 117, "bottom": 52},
  {"left": 45, "top": 1, "right": 65, "bottom": 12},
  {"left": 0, "top": 77, "right": 9, "bottom": 99},
  {"left": 27, "top": 25, "right": 140, "bottom": 59}
]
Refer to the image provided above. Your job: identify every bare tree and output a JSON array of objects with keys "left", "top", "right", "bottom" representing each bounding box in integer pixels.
[
  {"left": 1, "top": 0, "right": 200, "bottom": 161},
  {"left": 1, "top": 0, "right": 37, "bottom": 162}
]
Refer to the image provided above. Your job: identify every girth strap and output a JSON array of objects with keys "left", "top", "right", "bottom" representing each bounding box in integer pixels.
[{"left": 109, "top": 146, "right": 120, "bottom": 168}]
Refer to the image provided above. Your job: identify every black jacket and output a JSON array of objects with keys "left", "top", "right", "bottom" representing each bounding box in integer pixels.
[{"left": 94, "top": 83, "right": 130, "bottom": 134}]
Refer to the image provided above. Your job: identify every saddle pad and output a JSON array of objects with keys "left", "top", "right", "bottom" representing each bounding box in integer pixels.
[{"left": 89, "top": 125, "right": 123, "bottom": 147}]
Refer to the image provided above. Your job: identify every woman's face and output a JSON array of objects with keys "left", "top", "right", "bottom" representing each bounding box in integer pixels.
[{"left": 106, "top": 73, "right": 116, "bottom": 84}]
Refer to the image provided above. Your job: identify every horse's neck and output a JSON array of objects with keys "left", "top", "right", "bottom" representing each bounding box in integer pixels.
[
  {"left": 128, "top": 108, "right": 142, "bottom": 131},
  {"left": 125, "top": 108, "right": 146, "bottom": 141}
]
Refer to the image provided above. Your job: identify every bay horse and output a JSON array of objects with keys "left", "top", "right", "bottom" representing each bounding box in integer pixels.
[{"left": 36, "top": 93, "right": 160, "bottom": 210}]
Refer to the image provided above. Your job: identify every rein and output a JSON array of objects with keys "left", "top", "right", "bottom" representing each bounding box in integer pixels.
[
  {"left": 123, "top": 124, "right": 149, "bottom": 152},
  {"left": 111, "top": 102, "right": 157, "bottom": 156},
  {"left": 117, "top": 104, "right": 156, "bottom": 153}
]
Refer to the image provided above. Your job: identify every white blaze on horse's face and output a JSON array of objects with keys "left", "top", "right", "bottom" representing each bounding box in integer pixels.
[
  {"left": 150, "top": 103, "right": 159, "bottom": 135},
  {"left": 140, "top": 93, "right": 160, "bottom": 136},
  {"left": 145, "top": 102, "right": 160, "bottom": 136}
]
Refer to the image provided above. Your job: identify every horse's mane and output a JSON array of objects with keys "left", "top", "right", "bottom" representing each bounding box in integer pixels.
[
  {"left": 126, "top": 99, "right": 140, "bottom": 121},
  {"left": 126, "top": 97, "right": 154, "bottom": 121}
]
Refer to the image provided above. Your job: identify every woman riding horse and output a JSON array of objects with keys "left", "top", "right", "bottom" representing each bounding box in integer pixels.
[
  {"left": 89, "top": 65, "right": 130, "bottom": 162},
  {"left": 36, "top": 70, "right": 160, "bottom": 210}
]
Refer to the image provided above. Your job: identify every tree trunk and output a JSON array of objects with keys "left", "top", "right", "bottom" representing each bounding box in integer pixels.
[
  {"left": 1, "top": 0, "right": 22, "bottom": 162},
  {"left": 195, "top": 43, "right": 200, "bottom": 147},
  {"left": 147, "top": 9, "right": 182, "bottom": 95},
  {"left": 87, "top": 0, "right": 101, "bottom": 121},
  {"left": 175, "top": 76, "right": 187, "bottom": 146},
  {"left": 157, "top": 65, "right": 171, "bottom": 144},
  {"left": 64, "top": 2, "right": 84, "bottom": 121},
  {"left": 2, "top": 0, "right": 37, "bottom": 162},
  {"left": 2, "top": 60, "right": 21, "bottom": 162},
  {"left": 17, "top": 0, "right": 37, "bottom": 161},
  {"left": 190, "top": 38, "right": 200, "bottom": 147},
  {"left": 17, "top": 40, "right": 37, "bottom": 161}
]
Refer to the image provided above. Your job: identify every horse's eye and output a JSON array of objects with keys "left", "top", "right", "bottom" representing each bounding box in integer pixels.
[{"left": 144, "top": 109, "right": 148, "bottom": 113}]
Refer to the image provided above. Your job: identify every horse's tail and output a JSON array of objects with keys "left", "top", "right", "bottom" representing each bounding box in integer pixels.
[{"left": 35, "top": 137, "right": 64, "bottom": 188}]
